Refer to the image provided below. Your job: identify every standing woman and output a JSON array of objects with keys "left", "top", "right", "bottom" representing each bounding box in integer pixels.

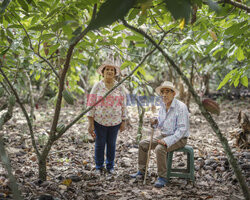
[{"left": 87, "top": 61, "right": 127, "bottom": 175}]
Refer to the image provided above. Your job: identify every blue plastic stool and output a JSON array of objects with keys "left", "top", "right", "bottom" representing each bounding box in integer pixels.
[{"left": 166, "top": 145, "right": 195, "bottom": 182}]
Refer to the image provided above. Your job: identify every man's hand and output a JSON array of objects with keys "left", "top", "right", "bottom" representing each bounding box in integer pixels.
[
  {"left": 88, "top": 123, "right": 96, "bottom": 139},
  {"left": 120, "top": 121, "right": 126, "bottom": 132},
  {"left": 150, "top": 117, "right": 158, "bottom": 128},
  {"left": 157, "top": 140, "right": 167, "bottom": 147}
]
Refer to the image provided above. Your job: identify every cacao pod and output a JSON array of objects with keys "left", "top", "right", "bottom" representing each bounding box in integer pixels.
[
  {"left": 56, "top": 123, "right": 65, "bottom": 134},
  {"left": 9, "top": 95, "right": 16, "bottom": 106},
  {"left": 202, "top": 98, "right": 220, "bottom": 115},
  {"left": 62, "top": 90, "right": 74, "bottom": 105},
  {"left": 0, "top": 87, "right": 4, "bottom": 98}
]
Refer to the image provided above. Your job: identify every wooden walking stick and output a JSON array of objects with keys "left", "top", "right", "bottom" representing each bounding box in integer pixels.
[{"left": 143, "top": 126, "right": 156, "bottom": 185}]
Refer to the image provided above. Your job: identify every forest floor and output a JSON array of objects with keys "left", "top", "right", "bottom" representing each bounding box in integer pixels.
[{"left": 0, "top": 97, "right": 249, "bottom": 200}]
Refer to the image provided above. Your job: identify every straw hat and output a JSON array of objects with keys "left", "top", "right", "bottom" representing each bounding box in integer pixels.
[
  {"left": 97, "top": 61, "right": 121, "bottom": 76},
  {"left": 155, "top": 81, "right": 179, "bottom": 97}
]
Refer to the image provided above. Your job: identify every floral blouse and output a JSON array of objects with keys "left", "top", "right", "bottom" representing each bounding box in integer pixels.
[{"left": 86, "top": 80, "right": 127, "bottom": 126}]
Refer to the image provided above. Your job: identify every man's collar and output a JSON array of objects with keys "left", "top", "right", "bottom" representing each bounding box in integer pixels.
[
  {"left": 161, "top": 98, "right": 176, "bottom": 109},
  {"left": 170, "top": 98, "right": 176, "bottom": 108}
]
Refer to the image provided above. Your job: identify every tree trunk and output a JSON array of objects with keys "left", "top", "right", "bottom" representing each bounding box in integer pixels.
[
  {"left": 38, "top": 157, "right": 47, "bottom": 181},
  {"left": 186, "top": 63, "right": 194, "bottom": 110},
  {"left": 204, "top": 73, "right": 210, "bottom": 96}
]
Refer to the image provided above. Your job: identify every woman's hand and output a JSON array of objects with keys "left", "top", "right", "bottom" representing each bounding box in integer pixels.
[
  {"left": 88, "top": 122, "right": 96, "bottom": 139},
  {"left": 120, "top": 121, "right": 126, "bottom": 132}
]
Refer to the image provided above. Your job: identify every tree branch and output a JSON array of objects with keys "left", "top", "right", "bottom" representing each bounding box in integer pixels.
[
  {"left": 25, "top": 72, "right": 35, "bottom": 124},
  {"left": 7, "top": 9, "right": 60, "bottom": 79},
  {"left": 122, "top": 19, "right": 250, "bottom": 199},
  {"left": 218, "top": 0, "right": 250, "bottom": 12},
  {"left": 39, "top": 4, "right": 98, "bottom": 171},
  {"left": 0, "top": 63, "right": 40, "bottom": 157}
]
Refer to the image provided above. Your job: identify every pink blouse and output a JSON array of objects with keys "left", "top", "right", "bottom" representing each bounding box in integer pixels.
[{"left": 86, "top": 80, "right": 127, "bottom": 126}]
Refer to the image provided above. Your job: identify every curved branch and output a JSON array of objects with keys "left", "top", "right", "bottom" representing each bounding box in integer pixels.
[
  {"left": 218, "top": 0, "right": 250, "bottom": 12},
  {"left": 0, "top": 63, "right": 41, "bottom": 158},
  {"left": 122, "top": 19, "right": 250, "bottom": 199}
]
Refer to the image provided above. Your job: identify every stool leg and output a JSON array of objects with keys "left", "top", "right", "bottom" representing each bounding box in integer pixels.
[
  {"left": 166, "top": 152, "right": 173, "bottom": 181},
  {"left": 190, "top": 150, "right": 195, "bottom": 182},
  {"left": 187, "top": 152, "right": 190, "bottom": 172}
]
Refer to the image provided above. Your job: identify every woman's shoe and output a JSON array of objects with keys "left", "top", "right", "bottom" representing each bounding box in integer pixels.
[
  {"left": 129, "top": 171, "right": 144, "bottom": 178},
  {"left": 107, "top": 169, "right": 117, "bottom": 175},
  {"left": 95, "top": 169, "right": 103, "bottom": 176}
]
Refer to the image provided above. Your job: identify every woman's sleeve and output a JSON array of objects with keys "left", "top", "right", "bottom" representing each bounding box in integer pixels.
[
  {"left": 121, "top": 86, "right": 128, "bottom": 120},
  {"left": 86, "top": 82, "right": 99, "bottom": 118}
]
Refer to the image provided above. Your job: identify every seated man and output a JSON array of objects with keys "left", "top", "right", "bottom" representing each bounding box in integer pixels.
[{"left": 130, "top": 81, "right": 190, "bottom": 188}]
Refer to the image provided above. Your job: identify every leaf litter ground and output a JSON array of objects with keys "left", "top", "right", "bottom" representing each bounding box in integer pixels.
[{"left": 0, "top": 98, "right": 249, "bottom": 200}]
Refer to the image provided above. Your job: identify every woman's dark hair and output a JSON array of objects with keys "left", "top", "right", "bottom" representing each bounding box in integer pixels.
[{"left": 101, "top": 66, "right": 116, "bottom": 76}]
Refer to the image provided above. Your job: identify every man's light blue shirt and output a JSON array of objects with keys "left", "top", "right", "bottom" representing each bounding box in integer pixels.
[{"left": 157, "top": 98, "right": 190, "bottom": 147}]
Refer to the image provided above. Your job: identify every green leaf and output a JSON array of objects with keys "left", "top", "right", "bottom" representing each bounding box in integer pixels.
[
  {"left": 234, "top": 73, "right": 241, "bottom": 87},
  {"left": 31, "top": 15, "right": 39, "bottom": 25},
  {"left": 48, "top": 43, "right": 60, "bottom": 56},
  {"left": 138, "top": 67, "right": 146, "bottom": 76},
  {"left": 29, "top": 24, "right": 46, "bottom": 31},
  {"left": 62, "top": 26, "right": 72, "bottom": 36},
  {"left": 135, "top": 43, "right": 147, "bottom": 47},
  {"left": 2, "top": 16, "right": 8, "bottom": 29},
  {"left": 46, "top": 7, "right": 61, "bottom": 18},
  {"left": 128, "top": 8, "right": 140, "bottom": 21},
  {"left": 217, "top": 69, "right": 237, "bottom": 90},
  {"left": 126, "top": 35, "right": 144, "bottom": 42},
  {"left": 17, "top": 0, "right": 29, "bottom": 12},
  {"left": 51, "top": 21, "right": 64, "bottom": 32},
  {"left": 0, "top": 0, "right": 11, "bottom": 14},
  {"left": 240, "top": 76, "right": 248, "bottom": 87},
  {"left": 116, "top": 37, "right": 123, "bottom": 45},
  {"left": 89, "top": 0, "right": 136, "bottom": 31},
  {"left": 164, "top": 0, "right": 192, "bottom": 23},
  {"left": 138, "top": 13, "right": 147, "bottom": 26},
  {"left": 236, "top": 48, "right": 245, "bottom": 61},
  {"left": 113, "top": 24, "right": 126, "bottom": 31},
  {"left": 120, "top": 61, "right": 132, "bottom": 70},
  {"left": 224, "top": 21, "right": 247, "bottom": 36},
  {"left": 38, "top": 1, "right": 51, "bottom": 8},
  {"left": 23, "top": 36, "right": 29, "bottom": 47},
  {"left": 39, "top": 33, "right": 56, "bottom": 41}
]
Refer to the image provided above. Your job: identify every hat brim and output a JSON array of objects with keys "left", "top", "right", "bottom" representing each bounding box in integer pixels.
[
  {"left": 155, "top": 86, "right": 179, "bottom": 97},
  {"left": 97, "top": 64, "right": 121, "bottom": 76}
]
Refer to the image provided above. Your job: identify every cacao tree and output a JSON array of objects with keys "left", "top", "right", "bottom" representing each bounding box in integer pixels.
[{"left": 0, "top": 0, "right": 249, "bottom": 199}]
